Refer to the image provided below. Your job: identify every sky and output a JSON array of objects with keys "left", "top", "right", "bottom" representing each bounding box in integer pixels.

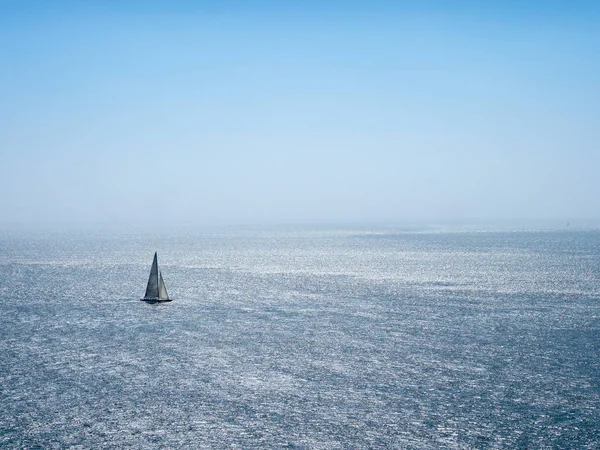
[{"left": 1, "top": 1, "right": 599, "bottom": 226}]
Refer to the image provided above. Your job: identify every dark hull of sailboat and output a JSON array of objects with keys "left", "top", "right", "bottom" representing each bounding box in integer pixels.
[{"left": 140, "top": 298, "right": 173, "bottom": 303}]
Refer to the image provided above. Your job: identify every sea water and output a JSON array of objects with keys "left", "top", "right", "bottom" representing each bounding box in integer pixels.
[{"left": 0, "top": 226, "right": 599, "bottom": 448}]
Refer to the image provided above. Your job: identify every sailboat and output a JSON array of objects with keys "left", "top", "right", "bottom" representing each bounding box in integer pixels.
[{"left": 141, "top": 252, "right": 172, "bottom": 302}]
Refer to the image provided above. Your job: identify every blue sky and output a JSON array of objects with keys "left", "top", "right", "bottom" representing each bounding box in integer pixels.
[{"left": 1, "top": 1, "right": 599, "bottom": 225}]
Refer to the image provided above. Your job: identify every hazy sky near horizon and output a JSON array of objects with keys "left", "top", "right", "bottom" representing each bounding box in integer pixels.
[{"left": 1, "top": 1, "right": 599, "bottom": 225}]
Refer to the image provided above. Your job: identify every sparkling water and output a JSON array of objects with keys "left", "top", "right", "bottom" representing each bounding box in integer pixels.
[{"left": 1, "top": 226, "right": 599, "bottom": 448}]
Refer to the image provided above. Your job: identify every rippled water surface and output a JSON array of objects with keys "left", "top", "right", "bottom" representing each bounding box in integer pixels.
[{"left": 1, "top": 226, "right": 599, "bottom": 448}]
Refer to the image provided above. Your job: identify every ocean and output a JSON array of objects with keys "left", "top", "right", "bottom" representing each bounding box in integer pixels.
[{"left": 1, "top": 226, "right": 599, "bottom": 448}]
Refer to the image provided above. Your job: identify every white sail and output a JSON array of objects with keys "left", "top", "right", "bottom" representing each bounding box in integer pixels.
[
  {"left": 158, "top": 271, "right": 169, "bottom": 300},
  {"left": 144, "top": 252, "right": 159, "bottom": 299}
]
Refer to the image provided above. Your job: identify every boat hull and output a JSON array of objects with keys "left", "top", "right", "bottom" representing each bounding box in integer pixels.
[{"left": 140, "top": 298, "right": 173, "bottom": 303}]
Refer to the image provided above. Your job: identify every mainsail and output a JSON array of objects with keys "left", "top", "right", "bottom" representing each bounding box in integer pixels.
[
  {"left": 144, "top": 252, "right": 159, "bottom": 298},
  {"left": 142, "top": 252, "right": 171, "bottom": 302}
]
